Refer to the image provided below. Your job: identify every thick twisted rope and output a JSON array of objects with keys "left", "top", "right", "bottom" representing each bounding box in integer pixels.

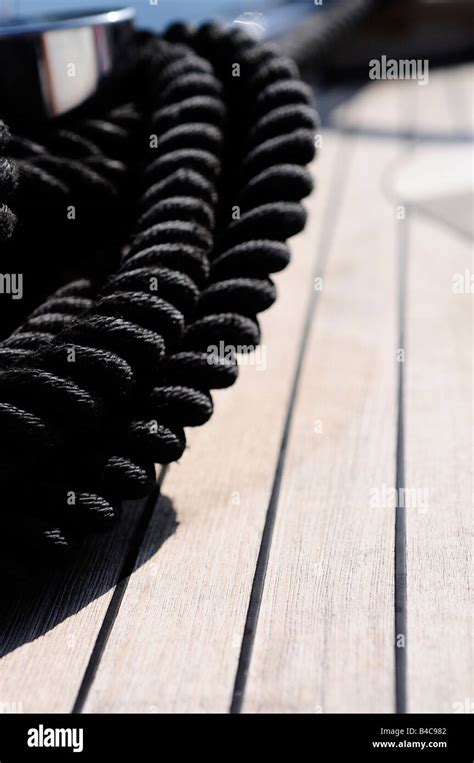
[{"left": 0, "top": 23, "right": 316, "bottom": 567}]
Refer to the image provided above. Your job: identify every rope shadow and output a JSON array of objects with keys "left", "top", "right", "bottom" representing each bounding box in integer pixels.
[{"left": 0, "top": 493, "right": 178, "bottom": 657}]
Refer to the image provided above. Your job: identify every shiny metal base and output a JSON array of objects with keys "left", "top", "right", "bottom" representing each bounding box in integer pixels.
[{"left": 0, "top": 7, "right": 136, "bottom": 123}]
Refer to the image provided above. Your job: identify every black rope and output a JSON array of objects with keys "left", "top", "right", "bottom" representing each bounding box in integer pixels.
[
  {"left": 280, "top": 0, "right": 388, "bottom": 80},
  {"left": 0, "top": 23, "right": 316, "bottom": 567}
]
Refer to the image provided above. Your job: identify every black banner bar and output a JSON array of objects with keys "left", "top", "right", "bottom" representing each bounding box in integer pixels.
[{"left": 0, "top": 713, "right": 472, "bottom": 760}]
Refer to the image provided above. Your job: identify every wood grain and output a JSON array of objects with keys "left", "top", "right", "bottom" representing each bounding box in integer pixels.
[
  {"left": 402, "top": 63, "right": 473, "bottom": 712},
  {"left": 242, "top": 82, "right": 402, "bottom": 714},
  {"left": 404, "top": 214, "right": 472, "bottom": 713}
]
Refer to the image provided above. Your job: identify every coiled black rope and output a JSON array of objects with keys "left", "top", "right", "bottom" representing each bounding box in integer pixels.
[
  {"left": 280, "top": 0, "right": 387, "bottom": 79},
  {"left": 0, "top": 23, "right": 316, "bottom": 567}
]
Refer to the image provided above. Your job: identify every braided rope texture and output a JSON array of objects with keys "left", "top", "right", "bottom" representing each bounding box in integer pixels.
[{"left": 0, "top": 23, "right": 317, "bottom": 569}]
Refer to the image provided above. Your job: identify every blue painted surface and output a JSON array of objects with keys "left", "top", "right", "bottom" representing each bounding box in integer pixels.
[
  {"left": 15, "top": 1, "right": 260, "bottom": 27},
  {"left": 11, "top": 1, "right": 315, "bottom": 32}
]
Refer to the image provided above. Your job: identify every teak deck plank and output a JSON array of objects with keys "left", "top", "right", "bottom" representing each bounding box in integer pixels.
[
  {"left": 403, "top": 64, "right": 473, "bottom": 713},
  {"left": 242, "top": 81, "right": 403, "bottom": 714}
]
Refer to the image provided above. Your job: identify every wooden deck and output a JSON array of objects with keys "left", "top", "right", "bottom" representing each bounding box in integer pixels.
[{"left": 0, "top": 65, "right": 472, "bottom": 715}]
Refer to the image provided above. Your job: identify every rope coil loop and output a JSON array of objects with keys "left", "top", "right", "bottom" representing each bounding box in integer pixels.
[{"left": 0, "top": 23, "right": 317, "bottom": 567}]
